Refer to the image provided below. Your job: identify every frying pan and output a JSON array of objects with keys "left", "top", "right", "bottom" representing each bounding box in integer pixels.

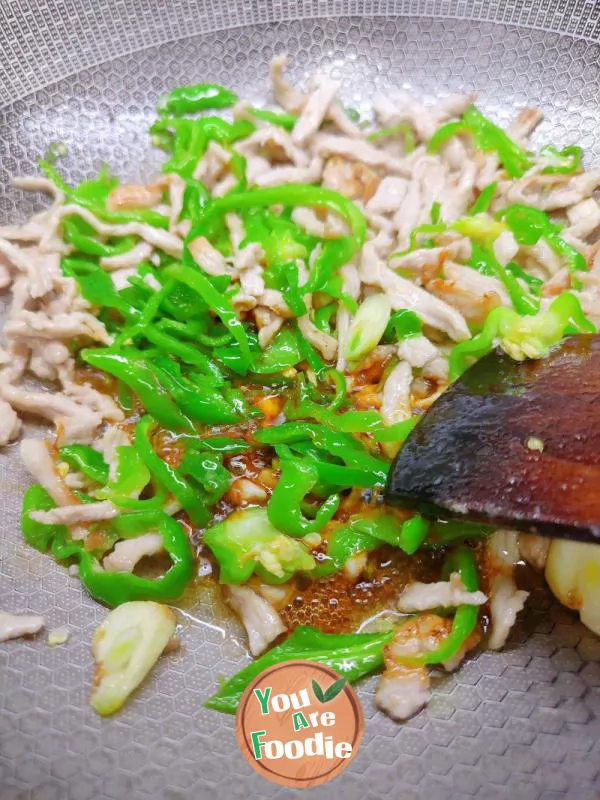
[{"left": 1, "top": 2, "right": 599, "bottom": 798}]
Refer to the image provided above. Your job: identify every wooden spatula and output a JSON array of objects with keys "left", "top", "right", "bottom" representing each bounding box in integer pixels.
[{"left": 385, "top": 335, "right": 600, "bottom": 543}]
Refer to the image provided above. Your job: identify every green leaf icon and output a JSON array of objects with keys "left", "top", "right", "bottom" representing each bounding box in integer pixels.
[
  {"left": 312, "top": 679, "right": 325, "bottom": 703},
  {"left": 323, "top": 677, "right": 346, "bottom": 702},
  {"left": 312, "top": 677, "right": 346, "bottom": 703}
]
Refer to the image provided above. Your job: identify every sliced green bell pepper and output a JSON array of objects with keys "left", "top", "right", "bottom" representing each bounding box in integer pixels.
[
  {"left": 205, "top": 626, "right": 392, "bottom": 714},
  {"left": 81, "top": 348, "right": 194, "bottom": 432},
  {"left": 135, "top": 416, "right": 210, "bottom": 526},
  {"left": 59, "top": 445, "right": 109, "bottom": 485},
  {"left": 21, "top": 486, "right": 195, "bottom": 607},
  {"left": 267, "top": 459, "right": 340, "bottom": 536},
  {"left": 393, "top": 545, "right": 480, "bottom": 665},
  {"left": 158, "top": 83, "right": 238, "bottom": 115}
]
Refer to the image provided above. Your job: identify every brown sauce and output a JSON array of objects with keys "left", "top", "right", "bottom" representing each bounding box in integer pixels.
[{"left": 279, "top": 545, "right": 444, "bottom": 633}]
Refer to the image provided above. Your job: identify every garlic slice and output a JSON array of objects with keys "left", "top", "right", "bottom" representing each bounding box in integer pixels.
[
  {"left": 545, "top": 539, "right": 600, "bottom": 636},
  {"left": 90, "top": 601, "right": 176, "bottom": 715},
  {"left": 344, "top": 293, "right": 391, "bottom": 362}
]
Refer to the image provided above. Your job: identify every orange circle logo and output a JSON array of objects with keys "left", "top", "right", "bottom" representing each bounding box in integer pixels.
[{"left": 236, "top": 659, "right": 364, "bottom": 788}]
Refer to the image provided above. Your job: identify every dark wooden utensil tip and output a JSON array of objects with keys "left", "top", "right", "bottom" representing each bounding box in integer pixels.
[{"left": 386, "top": 335, "right": 600, "bottom": 543}]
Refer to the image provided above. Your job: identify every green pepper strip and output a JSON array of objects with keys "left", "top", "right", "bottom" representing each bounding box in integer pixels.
[
  {"left": 152, "top": 117, "right": 253, "bottom": 177},
  {"left": 265, "top": 260, "right": 307, "bottom": 316},
  {"left": 95, "top": 446, "right": 151, "bottom": 504},
  {"left": 463, "top": 105, "right": 532, "bottom": 178},
  {"left": 321, "top": 274, "right": 359, "bottom": 313},
  {"left": 135, "top": 416, "right": 210, "bottom": 526},
  {"left": 180, "top": 178, "right": 211, "bottom": 227},
  {"left": 228, "top": 151, "right": 248, "bottom": 193},
  {"left": 469, "top": 243, "right": 539, "bottom": 316},
  {"left": 256, "top": 423, "right": 389, "bottom": 486},
  {"left": 288, "top": 423, "right": 388, "bottom": 475},
  {"left": 117, "top": 379, "right": 134, "bottom": 412},
  {"left": 213, "top": 341, "right": 258, "bottom": 377},
  {"left": 383, "top": 309, "right": 422, "bottom": 343},
  {"left": 468, "top": 182, "right": 497, "bottom": 215},
  {"left": 252, "top": 327, "right": 301, "bottom": 374},
  {"left": 205, "top": 626, "right": 392, "bottom": 714},
  {"left": 313, "top": 526, "right": 379, "bottom": 577},
  {"left": 263, "top": 216, "right": 311, "bottom": 265},
  {"left": 21, "top": 485, "right": 195, "bottom": 606},
  {"left": 395, "top": 515, "right": 430, "bottom": 554},
  {"left": 429, "top": 519, "right": 494, "bottom": 545},
  {"left": 61, "top": 259, "right": 135, "bottom": 317},
  {"left": 145, "top": 325, "right": 225, "bottom": 382},
  {"left": 21, "top": 486, "right": 95, "bottom": 559},
  {"left": 165, "top": 263, "right": 253, "bottom": 371},
  {"left": 428, "top": 107, "right": 532, "bottom": 178},
  {"left": 546, "top": 232, "right": 588, "bottom": 276},
  {"left": 293, "top": 323, "right": 328, "bottom": 374},
  {"left": 293, "top": 370, "right": 347, "bottom": 418},
  {"left": 314, "top": 303, "right": 337, "bottom": 334},
  {"left": 427, "top": 121, "right": 470, "bottom": 154},
  {"left": 188, "top": 185, "right": 367, "bottom": 294},
  {"left": 500, "top": 203, "right": 588, "bottom": 274},
  {"left": 347, "top": 514, "right": 429, "bottom": 554},
  {"left": 321, "top": 410, "right": 383, "bottom": 433},
  {"left": 427, "top": 204, "right": 440, "bottom": 227},
  {"left": 373, "top": 417, "right": 419, "bottom": 443},
  {"left": 267, "top": 459, "right": 340, "bottom": 536},
  {"left": 277, "top": 442, "right": 384, "bottom": 490},
  {"left": 247, "top": 107, "right": 298, "bottom": 130},
  {"left": 407, "top": 223, "right": 448, "bottom": 252},
  {"left": 58, "top": 445, "right": 109, "bottom": 484},
  {"left": 63, "top": 218, "right": 137, "bottom": 258},
  {"left": 158, "top": 83, "right": 238, "bottom": 115},
  {"left": 21, "top": 484, "right": 68, "bottom": 553},
  {"left": 111, "top": 486, "right": 168, "bottom": 512},
  {"left": 311, "top": 459, "right": 384, "bottom": 489},
  {"left": 152, "top": 357, "right": 236, "bottom": 421},
  {"left": 505, "top": 262, "right": 543, "bottom": 296},
  {"left": 110, "top": 509, "right": 164, "bottom": 537},
  {"left": 178, "top": 450, "right": 231, "bottom": 505},
  {"left": 395, "top": 545, "right": 480, "bottom": 665},
  {"left": 114, "top": 278, "right": 176, "bottom": 348},
  {"left": 82, "top": 348, "right": 194, "bottom": 432},
  {"left": 539, "top": 144, "right": 582, "bottom": 175},
  {"left": 79, "top": 512, "right": 195, "bottom": 606},
  {"left": 314, "top": 513, "right": 429, "bottom": 576},
  {"left": 158, "top": 319, "right": 234, "bottom": 349},
  {"left": 321, "top": 369, "right": 346, "bottom": 413}
]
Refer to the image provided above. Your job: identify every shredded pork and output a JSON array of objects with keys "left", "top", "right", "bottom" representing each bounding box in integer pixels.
[
  {"left": 29, "top": 500, "right": 118, "bottom": 526},
  {"left": 0, "top": 611, "right": 45, "bottom": 642},
  {"left": 225, "top": 585, "right": 287, "bottom": 656},
  {"left": 486, "top": 530, "right": 530, "bottom": 650},
  {"left": 103, "top": 534, "right": 164, "bottom": 573},
  {"left": 375, "top": 613, "right": 478, "bottom": 721},
  {"left": 397, "top": 572, "right": 487, "bottom": 613}
]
